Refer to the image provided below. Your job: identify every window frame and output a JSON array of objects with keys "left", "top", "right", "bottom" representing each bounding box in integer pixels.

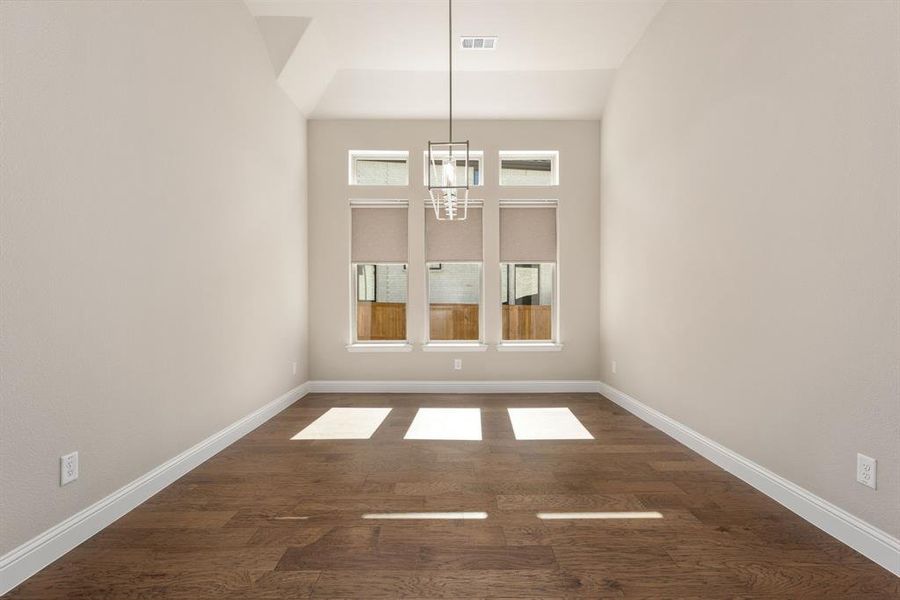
[
  {"left": 425, "top": 260, "right": 485, "bottom": 345},
  {"left": 348, "top": 150, "right": 410, "bottom": 186},
  {"left": 498, "top": 151, "right": 560, "bottom": 187},
  {"left": 422, "top": 150, "right": 484, "bottom": 187}
]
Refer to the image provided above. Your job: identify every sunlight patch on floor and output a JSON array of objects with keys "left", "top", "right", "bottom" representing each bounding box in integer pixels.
[
  {"left": 362, "top": 511, "right": 488, "bottom": 520},
  {"left": 404, "top": 407, "right": 482, "bottom": 440},
  {"left": 291, "top": 407, "right": 392, "bottom": 440},
  {"left": 507, "top": 407, "right": 594, "bottom": 440},
  {"left": 536, "top": 511, "right": 663, "bottom": 520}
]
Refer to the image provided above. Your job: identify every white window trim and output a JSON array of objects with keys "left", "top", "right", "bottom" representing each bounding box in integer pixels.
[
  {"left": 425, "top": 261, "right": 485, "bottom": 345},
  {"left": 496, "top": 342, "right": 563, "bottom": 352},
  {"left": 346, "top": 343, "right": 413, "bottom": 353},
  {"left": 498, "top": 150, "right": 559, "bottom": 186},
  {"left": 348, "top": 150, "right": 410, "bottom": 186},
  {"left": 422, "top": 150, "right": 484, "bottom": 187}
]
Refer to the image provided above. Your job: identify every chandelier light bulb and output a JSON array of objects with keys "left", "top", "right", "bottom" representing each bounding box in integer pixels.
[{"left": 442, "top": 158, "right": 457, "bottom": 187}]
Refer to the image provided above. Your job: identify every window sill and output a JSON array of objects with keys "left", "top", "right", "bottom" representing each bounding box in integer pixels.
[
  {"left": 422, "top": 343, "right": 488, "bottom": 352},
  {"left": 498, "top": 184, "right": 560, "bottom": 188},
  {"left": 496, "top": 343, "right": 563, "bottom": 352},
  {"left": 346, "top": 343, "right": 413, "bottom": 353},
  {"left": 348, "top": 184, "right": 409, "bottom": 188}
]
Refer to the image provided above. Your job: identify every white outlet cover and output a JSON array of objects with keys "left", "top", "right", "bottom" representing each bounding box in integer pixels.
[
  {"left": 60, "top": 451, "right": 78, "bottom": 486},
  {"left": 453, "top": 359, "right": 462, "bottom": 370},
  {"left": 857, "top": 453, "right": 876, "bottom": 489}
]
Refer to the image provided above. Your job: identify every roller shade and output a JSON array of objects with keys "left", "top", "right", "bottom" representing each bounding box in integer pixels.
[
  {"left": 426, "top": 206, "right": 483, "bottom": 262},
  {"left": 500, "top": 206, "right": 557, "bottom": 262},
  {"left": 351, "top": 206, "right": 408, "bottom": 263}
]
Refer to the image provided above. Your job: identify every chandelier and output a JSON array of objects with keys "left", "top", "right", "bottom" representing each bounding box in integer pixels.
[{"left": 427, "top": 0, "right": 469, "bottom": 221}]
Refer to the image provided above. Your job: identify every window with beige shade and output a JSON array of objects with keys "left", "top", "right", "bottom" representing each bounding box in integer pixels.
[
  {"left": 499, "top": 201, "right": 558, "bottom": 342},
  {"left": 425, "top": 203, "right": 483, "bottom": 343},
  {"left": 350, "top": 202, "right": 408, "bottom": 343}
]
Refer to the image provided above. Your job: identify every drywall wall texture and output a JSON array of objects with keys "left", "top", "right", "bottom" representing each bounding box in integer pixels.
[
  {"left": 600, "top": 0, "right": 899, "bottom": 536},
  {"left": 308, "top": 120, "right": 601, "bottom": 380},
  {"left": 0, "top": 1, "right": 308, "bottom": 553}
]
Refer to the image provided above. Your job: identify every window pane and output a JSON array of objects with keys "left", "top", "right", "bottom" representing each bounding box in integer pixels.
[
  {"left": 425, "top": 151, "right": 482, "bottom": 186},
  {"left": 499, "top": 152, "right": 557, "bottom": 186},
  {"left": 501, "top": 263, "right": 553, "bottom": 340},
  {"left": 356, "top": 159, "right": 407, "bottom": 185},
  {"left": 353, "top": 157, "right": 408, "bottom": 185},
  {"left": 356, "top": 264, "right": 407, "bottom": 341},
  {"left": 428, "top": 263, "right": 481, "bottom": 341}
]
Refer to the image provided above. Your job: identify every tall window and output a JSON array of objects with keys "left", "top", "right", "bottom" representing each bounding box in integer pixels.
[
  {"left": 499, "top": 151, "right": 559, "bottom": 186},
  {"left": 351, "top": 202, "right": 408, "bottom": 342},
  {"left": 500, "top": 202, "right": 557, "bottom": 342},
  {"left": 349, "top": 151, "right": 409, "bottom": 186},
  {"left": 425, "top": 204, "right": 483, "bottom": 342}
]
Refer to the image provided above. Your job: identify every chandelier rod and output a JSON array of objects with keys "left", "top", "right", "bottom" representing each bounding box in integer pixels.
[{"left": 448, "top": 0, "right": 452, "bottom": 142}]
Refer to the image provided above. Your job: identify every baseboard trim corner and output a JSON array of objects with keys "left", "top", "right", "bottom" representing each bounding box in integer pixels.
[
  {"left": 597, "top": 381, "right": 900, "bottom": 576},
  {"left": 306, "top": 380, "right": 602, "bottom": 394},
  {"left": 0, "top": 382, "right": 310, "bottom": 596}
]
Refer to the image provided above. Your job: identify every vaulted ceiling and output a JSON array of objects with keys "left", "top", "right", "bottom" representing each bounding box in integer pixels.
[{"left": 247, "top": 0, "right": 664, "bottom": 119}]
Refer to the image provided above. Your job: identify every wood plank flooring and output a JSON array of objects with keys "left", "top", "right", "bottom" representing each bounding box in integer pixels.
[{"left": 6, "top": 393, "right": 898, "bottom": 599}]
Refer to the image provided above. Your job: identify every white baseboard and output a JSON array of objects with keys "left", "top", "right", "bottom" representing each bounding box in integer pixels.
[
  {"left": 0, "top": 382, "right": 310, "bottom": 596},
  {"left": 597, "top": 381, "right": 900, "bottom": 576},
  {"left": 307, "top": 380, "right": 601, "bottom": 394}
]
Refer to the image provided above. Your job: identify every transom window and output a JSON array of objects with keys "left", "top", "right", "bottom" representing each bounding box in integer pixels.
[
  {"left": 499, "top": 151, "right": 559, "bottom": 186},
  {"left": 349, "top": 151, "right": 409, "bottom": 186},
  {"left": 423, "top": 150, "right": 483, "bottom": 186}
]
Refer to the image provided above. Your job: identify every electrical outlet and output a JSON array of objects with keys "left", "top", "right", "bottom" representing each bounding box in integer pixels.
[
  {"left": 611, "top": 360, "right": 617, "bottom": 374},
  {"left": 292, "top": 361, "right": 297, "bottom": 375},
  {"left": 61, "top": 452, "right": 78, "bottom": 486},
  {"left": 453, "top": 358, "right": 462, "bottom": 370},
  {"left": 857, "top": 454, "right": 876, "bottom": 489}
]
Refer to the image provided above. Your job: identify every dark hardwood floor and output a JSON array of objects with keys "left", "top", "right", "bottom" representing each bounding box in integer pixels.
[{"left": 6, "top": 393, "right": 898, "bottom": 599}]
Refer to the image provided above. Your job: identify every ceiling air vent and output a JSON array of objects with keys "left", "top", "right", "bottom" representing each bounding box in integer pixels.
[{"left": 460, "top": 36, "right": 497, "bottom": 50}]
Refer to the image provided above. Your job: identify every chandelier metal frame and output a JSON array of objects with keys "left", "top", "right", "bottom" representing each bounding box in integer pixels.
[{"left": 427, "top": 0, "right": 470, "bottom": 221}]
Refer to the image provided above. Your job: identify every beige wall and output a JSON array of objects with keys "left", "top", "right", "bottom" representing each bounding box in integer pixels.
[
  {"left": 600, "top": 0, "right": 899, "bottom": 536},
  {"left": 308, "top": 120, "right": 601, "bottom": 380},
  {"left": 0, "top": 1, "right": 308, "bottom": 553}
]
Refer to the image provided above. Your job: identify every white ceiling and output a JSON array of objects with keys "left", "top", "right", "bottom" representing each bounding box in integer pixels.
[{"left": 247, "top": 0, "right": 664, "bottom": 119}]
